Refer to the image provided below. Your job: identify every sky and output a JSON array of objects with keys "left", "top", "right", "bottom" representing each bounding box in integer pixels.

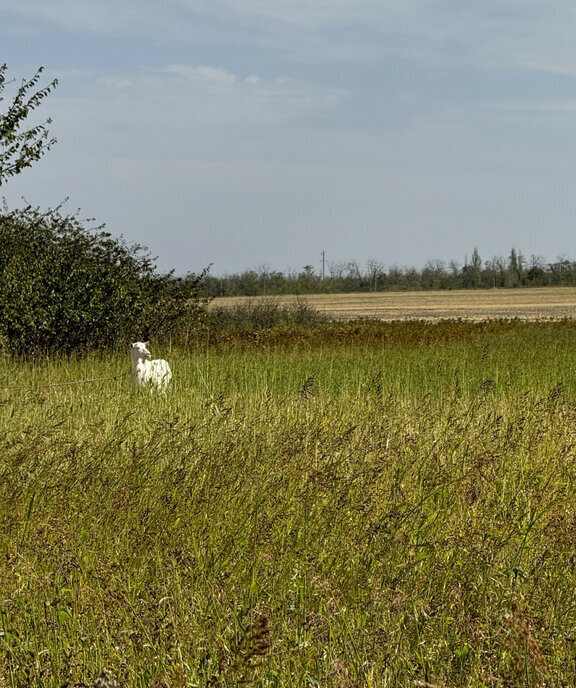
[{"left": 2, "top": 1, "right": 576, "bottom": 277}]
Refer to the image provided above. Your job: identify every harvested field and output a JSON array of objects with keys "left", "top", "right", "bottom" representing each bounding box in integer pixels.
[{"left": 212, "top": 286, "right": 576, "bottom": 321}]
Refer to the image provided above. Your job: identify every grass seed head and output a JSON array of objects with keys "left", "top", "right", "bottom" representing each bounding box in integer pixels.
[{"left": 93, "top": 668, "right": 119, "bottom": 688}]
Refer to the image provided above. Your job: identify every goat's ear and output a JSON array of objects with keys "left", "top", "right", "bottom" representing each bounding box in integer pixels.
[{"left": 144, "top": 341, "right": 150, "bottom": 346}]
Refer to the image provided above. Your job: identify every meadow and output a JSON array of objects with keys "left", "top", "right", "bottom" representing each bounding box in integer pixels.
[{"left": 2, "top": 319, "right": 576, "bottom": 686}]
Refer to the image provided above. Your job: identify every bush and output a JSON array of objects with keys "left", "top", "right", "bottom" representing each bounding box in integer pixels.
[
  {"left": 0, "top": 203, "right": 207, "bottom": 354},
  {"left": 207, "top": 297, "right": 327, "bottom": 332}
]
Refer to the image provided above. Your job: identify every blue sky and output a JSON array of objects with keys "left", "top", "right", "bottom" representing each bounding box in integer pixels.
[{"left": 2, "top": 0, "right": 576, "bottom": 276}]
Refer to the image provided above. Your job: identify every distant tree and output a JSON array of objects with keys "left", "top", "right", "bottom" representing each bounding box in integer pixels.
[
  {"left": 328, "top": 261, "right": 346, "bottom": 280},
  {"left": 488, "top": 255, "right": 507, "bottom": 287},
  {"left": 256, "top": 264, "right": 271, "bottom": 295},
  {"left": 526, "top": 254, "right": 547, "bottom": 286},
  {"left": 448, "top": 260, "right": 461, "bottom": 283},
  {"left": 0, "top": 64, "right": 58, "bottom": 185},
  {"left": 507, "top": 248, "right": 525, "bottom": 287},
  {"left": 403, "top": 266, "right": 421, "bottom": 290},
  {"left": 422, "top": 259, "right": 448, "bottom": 290},
  {"left": 387, "top": 264, "right": 403, "bottom": 289},
  {"left": 342, "top": 261, "right": 361, "bottom": 291},
  {"left": 366, "top": 258, "right": 385, "bottom": 291},
  {"left": 461, "top": 248, "right": 482, "bottom": 288},
  {"left": 296, "top": 265, "right": 319, "bottom": 293},
  {"left": 548, "top": 256, "right": 576, "bottom": 286},
  {"left": 471, "top": 247, "right": 482, "bottom": 286}
]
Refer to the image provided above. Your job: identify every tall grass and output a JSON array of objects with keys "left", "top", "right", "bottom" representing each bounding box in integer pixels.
[{"left": 1, "top": 320, "right": 576, "bottom": 686}]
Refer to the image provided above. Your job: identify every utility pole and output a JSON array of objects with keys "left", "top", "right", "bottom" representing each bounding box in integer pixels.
[{"left": 321, "top": 251, "right": 325, "bottom": 281}]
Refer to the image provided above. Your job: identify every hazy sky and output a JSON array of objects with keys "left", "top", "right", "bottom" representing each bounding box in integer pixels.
[{"left": 2, "top": 1, "right": 576, "bottom": 276}]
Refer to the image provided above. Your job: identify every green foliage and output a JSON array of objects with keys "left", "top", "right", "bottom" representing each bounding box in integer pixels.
[
  {"left": 2, "top": 322, "right": 576, "bottom": 685},
  {"left": 0, "top": 64, "right": 58, "bottom": 185},
  {"left": 0, "top": 203, "right": 207, "bottom": 354}
]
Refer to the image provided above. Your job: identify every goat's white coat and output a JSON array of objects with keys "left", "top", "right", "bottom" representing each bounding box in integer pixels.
[{"left": 129, "top": 342, "right": 172, "bottom": 392}]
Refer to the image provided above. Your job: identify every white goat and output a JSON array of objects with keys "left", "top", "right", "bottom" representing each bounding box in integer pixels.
[{"left": 129, "top": 341, "right": 172, "bottom": 392}]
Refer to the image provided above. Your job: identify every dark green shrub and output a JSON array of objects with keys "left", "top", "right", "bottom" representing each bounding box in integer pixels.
[{"left": 0, "top": 203, "right": 207, "bottom": 354}]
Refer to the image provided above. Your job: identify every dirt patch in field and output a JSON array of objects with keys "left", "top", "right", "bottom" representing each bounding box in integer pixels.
[{"left": 212, "top": 287, "right": 576, "bottom": 321}]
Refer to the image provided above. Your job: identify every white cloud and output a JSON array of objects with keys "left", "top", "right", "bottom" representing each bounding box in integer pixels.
[
  {"left": 161, "top": 65, "right": 237, "bottom": 86},
  {"left": 35, "top": 64, "right": 348, "bottom": 167}
]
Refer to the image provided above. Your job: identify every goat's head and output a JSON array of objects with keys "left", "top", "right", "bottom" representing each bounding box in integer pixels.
[{"left": 130, "top": 341, "right": 151, "bottom": 360}]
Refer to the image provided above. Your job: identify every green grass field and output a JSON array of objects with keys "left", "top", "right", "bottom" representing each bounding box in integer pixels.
[{"left": 2, "top": 320, "right": 576, "bottom": 687}]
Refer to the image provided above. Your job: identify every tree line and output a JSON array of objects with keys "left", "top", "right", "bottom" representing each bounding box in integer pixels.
[{"left": 202, "top": 247, "right": 576, "bottom": 297}]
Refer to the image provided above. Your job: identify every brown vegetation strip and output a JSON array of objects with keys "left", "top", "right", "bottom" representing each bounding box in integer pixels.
[{"left": 212, "top": 287, "right": 576, "bottom": 321}]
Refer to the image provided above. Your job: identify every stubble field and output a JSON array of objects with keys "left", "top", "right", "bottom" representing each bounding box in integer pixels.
[
  {"left": 212, "top": 286, "right": 576, "bottom": 322},
  {"left": 2, "top": 317, "right": 576, "bottom": 686}
]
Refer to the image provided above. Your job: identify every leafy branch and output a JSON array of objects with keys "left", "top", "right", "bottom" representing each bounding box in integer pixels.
[{"left": 0, "top": 64, "right": 58, "bottom": 185}]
